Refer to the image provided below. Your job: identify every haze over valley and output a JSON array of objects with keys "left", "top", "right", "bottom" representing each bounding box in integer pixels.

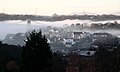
[{"left": 1, "top": 0, "right": 120, "bottom": 72}]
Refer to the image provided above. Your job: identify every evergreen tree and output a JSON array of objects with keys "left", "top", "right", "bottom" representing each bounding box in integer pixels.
[
  {"left": 20, "top": 30, "right": 53, "bottom": 72},
  {"left": 0, "top": 40, "right": 2, "bottom": 47}
]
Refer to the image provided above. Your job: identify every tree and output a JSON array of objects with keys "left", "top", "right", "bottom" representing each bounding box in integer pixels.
[
  {"left": 0, "top": 40, "right": 2, "bottom": 47},
  {"left": 95, "top": 46, "right": 115, "bottom": 72},
  {"left": 52, "top": 52, "right": 66, "bottom": 72},
  {"left": 0, "top": 41, "right": 22, "bottom": 72},
  {"left": 20, "top": 30, "right": 53, "bottom": 72},
  {"left": 112, "top": 45, "right": 120, "bottom": 72}
]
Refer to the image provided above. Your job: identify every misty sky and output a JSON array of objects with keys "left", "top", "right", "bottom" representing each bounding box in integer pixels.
[{"left": 0, "top": 0, "right": 120, "bottom": 15}]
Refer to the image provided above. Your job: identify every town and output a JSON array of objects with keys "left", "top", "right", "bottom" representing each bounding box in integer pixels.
[{"left": 3, "top": 21, "right": 120, "bottom": 56}]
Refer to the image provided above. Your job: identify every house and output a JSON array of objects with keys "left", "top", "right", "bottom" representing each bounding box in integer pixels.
[
  {"left": 72, "top": 32, "right": 90, "bottom": 39},
  {"left": 92, "top": 32, "right": 112, "bottom": 42},
  {"left": 93, "top": 33, "right": 110, "bottom": 37},
  {"left": 63, "top": 38, "right": 75, "bottom": 47},
  {"left": 49, "top": 29, "right": 60, "bottom": 38}
]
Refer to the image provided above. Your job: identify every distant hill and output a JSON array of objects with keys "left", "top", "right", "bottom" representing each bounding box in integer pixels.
[{"left": 0, "top": 13, "right": 120, "bottom": 21}]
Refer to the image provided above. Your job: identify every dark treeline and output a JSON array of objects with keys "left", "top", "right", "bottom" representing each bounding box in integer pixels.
[
  {"left": 0, "top": 41, "right": 22, "bottom": 72},
  {"left": 0, "top": 42, "right": 66, "bottom": 72},
  {"left": 0, "top": 13, "right": 120, "bottom": 21},
  {"left": 0, "top": 30, "right": 66, "bottom": 72},
  {"left": 1, "top": 30, "right": 120, "bottom": 72}
]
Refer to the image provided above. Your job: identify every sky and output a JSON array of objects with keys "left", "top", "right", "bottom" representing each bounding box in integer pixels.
[{"left": 0, "top": 0, "right": 120, "bottom": 15}]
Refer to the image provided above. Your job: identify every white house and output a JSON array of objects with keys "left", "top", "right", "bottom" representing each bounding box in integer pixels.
[{"left": 63, "top": 38, "right": 75, "bottom": 47}]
